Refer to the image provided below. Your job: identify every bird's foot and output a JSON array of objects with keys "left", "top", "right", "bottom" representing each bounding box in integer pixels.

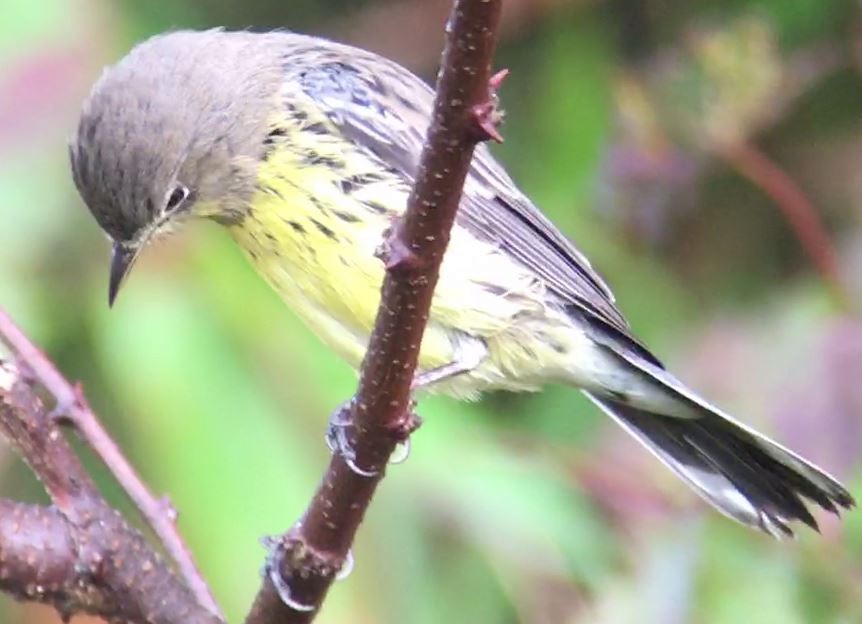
[{"left": 325, "top": 399, "right": 422, "bottom": 477}]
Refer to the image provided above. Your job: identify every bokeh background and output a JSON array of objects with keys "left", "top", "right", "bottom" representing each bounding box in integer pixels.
[{"left": 2, "top": 0, "right": 862, "bottom": 622}]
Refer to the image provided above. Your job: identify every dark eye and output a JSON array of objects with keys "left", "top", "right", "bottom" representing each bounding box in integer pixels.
[{"left": 165, "top": 184, "right": 189, "bottom": 212}]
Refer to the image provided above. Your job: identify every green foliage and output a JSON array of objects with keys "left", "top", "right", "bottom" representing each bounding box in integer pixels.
[{"left": 1, "top": 1, "right": 860, "bottom": 622}]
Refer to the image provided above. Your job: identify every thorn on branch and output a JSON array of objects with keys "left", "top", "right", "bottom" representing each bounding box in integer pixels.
[
  {"left": 470, "top": 68, "right": 508, "bottom": 143},
  {"left": 159, "top": 496, "right": 179, "bottom": 522},
  {"left": 47, "top": 383, "right": 85, "bottom": 425},
  {"left": 384, "top": 409, "right": 422, "bottom": 442},
  {"left": 377, "top": 221, "right": 428, "bottom": 272}
]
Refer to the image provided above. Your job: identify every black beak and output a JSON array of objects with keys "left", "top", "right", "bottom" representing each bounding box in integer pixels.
[{"left": 108, "top": 242, "right": 139, "bottom": 307}]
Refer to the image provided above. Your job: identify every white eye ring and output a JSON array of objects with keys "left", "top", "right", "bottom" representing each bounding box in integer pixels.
[{"left": 165, "top": 184, "right": 190, "bottom": 212}]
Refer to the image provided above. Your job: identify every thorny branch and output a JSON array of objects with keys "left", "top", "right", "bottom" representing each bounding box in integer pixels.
[
  {"left": 246, "top": 1, "right": 505, "bottom": 622},
  {"left": 0, "top": 306, "right": 221, "bottom": 618},
  {"left": 0, "top": 354, "right": 221, "bottom": 624},
  {"left": 0, "top": 307, "right": 220, "bottom": 616}
]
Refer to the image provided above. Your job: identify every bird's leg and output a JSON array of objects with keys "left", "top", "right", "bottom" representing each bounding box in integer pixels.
[
  {"left": 327, "top": 335, "right": 487, "bottom": 476},
  {"left": 412, "top": 335, "right": 487, "bottom": 390}
]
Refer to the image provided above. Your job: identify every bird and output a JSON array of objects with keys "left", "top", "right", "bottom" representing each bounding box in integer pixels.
[{"left": 69, "top": 29, "right": 854, "bottom": 537}]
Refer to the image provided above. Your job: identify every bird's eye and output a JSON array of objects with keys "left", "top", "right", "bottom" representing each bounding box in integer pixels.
[{"left": 165, "top": 184, "right": 190, "bottom": 212}]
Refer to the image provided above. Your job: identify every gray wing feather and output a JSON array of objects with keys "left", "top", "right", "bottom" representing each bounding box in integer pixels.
[{"left": 292, "top": 49, "right": 630, "bottom": 335}]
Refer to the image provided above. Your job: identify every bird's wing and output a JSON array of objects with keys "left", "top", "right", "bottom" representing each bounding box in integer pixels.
[{"left": 291, "top": 48, "right": 631, "bottom": 337}]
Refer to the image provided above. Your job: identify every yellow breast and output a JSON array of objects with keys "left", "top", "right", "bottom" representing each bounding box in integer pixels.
[{"left": 228, "top": 108, "right": 582, "bottom": 397}]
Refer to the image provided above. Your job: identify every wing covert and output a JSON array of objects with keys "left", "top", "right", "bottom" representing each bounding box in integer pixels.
[{"left": 289, "top": 46, "right": 631, "bottom": 336}]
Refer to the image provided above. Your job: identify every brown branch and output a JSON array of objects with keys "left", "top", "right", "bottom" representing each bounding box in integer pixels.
[
  {"left": 246, "top": 1, "right": 504, "bottom": 622},
  {"left": 329, "top": 0, "right": 582, "bottom": 70},
  {"left": 0, "top": 306, "right": 221, "bottom": 616},
  {"left": 0, "top": 359, "right": 221, "bottom": 624},
  {"left": 0, "top": 500, "right": 85, "bottom": 612},
  {"left": 716, "top": 142, "right": 849, "bottom": 309}
]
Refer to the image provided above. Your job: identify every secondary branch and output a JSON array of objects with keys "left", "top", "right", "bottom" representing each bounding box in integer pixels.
[{"left": 0, "top": 358, "right": 221, "bottom": 623}]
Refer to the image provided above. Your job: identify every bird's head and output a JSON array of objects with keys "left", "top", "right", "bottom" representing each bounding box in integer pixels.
[{"left": 69, "top": 30, "right": 284, "bottom": 305}]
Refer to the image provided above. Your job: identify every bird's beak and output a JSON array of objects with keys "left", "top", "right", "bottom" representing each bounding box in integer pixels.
[{"left": 108, "top": 242, "right": 140, "bottom": 307}]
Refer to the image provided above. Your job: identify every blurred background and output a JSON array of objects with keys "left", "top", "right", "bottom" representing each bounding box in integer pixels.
[{"left": 1, "top": 0, "right": 861, "bottom": 622}]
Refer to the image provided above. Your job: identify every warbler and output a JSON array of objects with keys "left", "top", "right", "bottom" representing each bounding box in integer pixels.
[{"left": 70, "top": 30, "right": 853, "bottom": 537}]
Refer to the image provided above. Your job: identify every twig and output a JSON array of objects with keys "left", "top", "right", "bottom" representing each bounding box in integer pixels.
[
  {"left": 0, "top": 306, "right": 221, "bottom": 616},
  {"left": 717, "top": 141, "right": 848, "bottom": 308},
  {"left": 0, "top": 359, "right": 221, "bottom": 624},
  {"left": 246, "top": 1, "right": 504, "bottom": 622},
  {"left": 329, "top": 0, "right": 574, "bottom": 70}
]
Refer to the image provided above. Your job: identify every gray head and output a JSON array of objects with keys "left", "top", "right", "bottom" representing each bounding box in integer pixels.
[{"left": 70, "top": 30, "right": 286, "bottom": 304}]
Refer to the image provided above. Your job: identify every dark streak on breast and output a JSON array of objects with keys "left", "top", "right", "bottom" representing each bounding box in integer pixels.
[
  {"left": 312, "top": 219, "right": 337, "bottom": 239},
  {"left": 262, "top": 127, "right": 289, "bottom": 158},
  {"left": 332, "top": 209, "right": 360, "bottom": 223},
  {"left": 261, "top": 184, "right": 285, "bottom": 200},
  {"left": 282, "top": 217, "right": 306, "bottom": 234}
]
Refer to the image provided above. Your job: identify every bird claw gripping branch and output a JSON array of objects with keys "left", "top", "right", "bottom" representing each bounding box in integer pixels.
[{"left": 326, "top": 398, "right": 422, "bottom": 477}]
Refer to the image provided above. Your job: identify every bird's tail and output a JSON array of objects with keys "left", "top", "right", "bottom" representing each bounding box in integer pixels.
[{"left": 583, "top": 344, "right": 855, "bottom": 537}]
